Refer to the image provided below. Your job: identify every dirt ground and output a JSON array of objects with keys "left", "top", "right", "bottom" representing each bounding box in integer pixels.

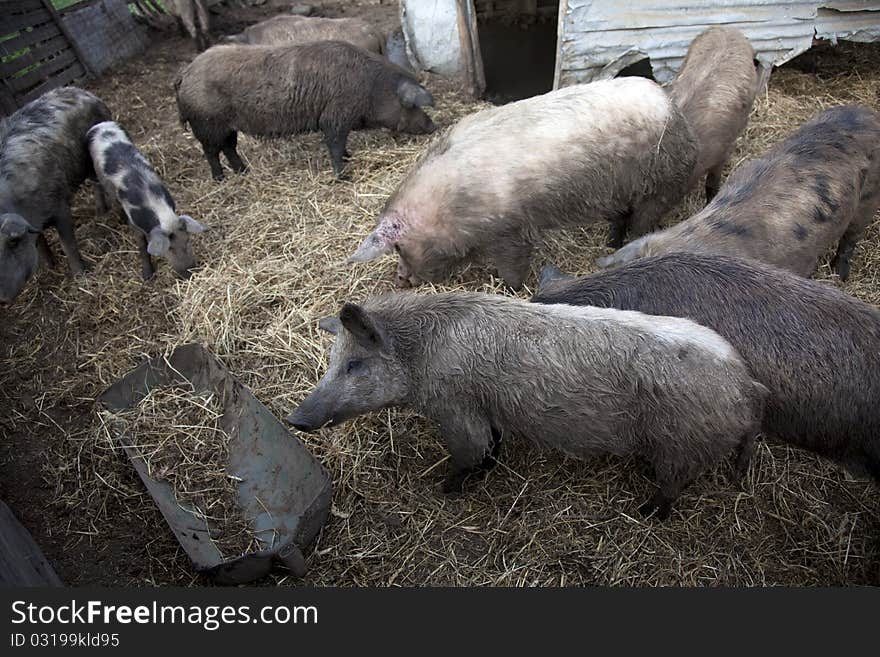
[{"left": 2, "top": 2, "right": 880, "bottom": 587}]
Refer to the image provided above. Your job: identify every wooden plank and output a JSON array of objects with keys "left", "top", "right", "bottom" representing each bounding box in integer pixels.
[
  {"left": 9, "top": 48, "right": 77, "bottom": 92},
  {"left": 143, "top": 0, "right": 169, "bottom": 14},
  {"left": 456, "top": 0, "right": 486, "bottom": 98},
  {"left": 1, "top": 36, "right": 69, "bottom": 78},
  {"left": 0, "top": 501, "right": 62, "bottom": 587},
  {"left": 0, "top": 22, "right": 61, "bottom": 55},
  {"left": 16, "top": 60, "right": 84, "bottom": 104},
  {"left": 58, "top": 0, "right": 103, "bottom": 14},
  {"left": 1, "top": 9, "right": 53, "bottom": 35},
  {"left": 38, "top": 0, "right": 93, "bottom": 78}
]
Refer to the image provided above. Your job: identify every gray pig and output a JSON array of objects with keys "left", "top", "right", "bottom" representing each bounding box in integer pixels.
[
  {"left": 534, "top": 253, "right": 880, "bottom": 485},
  {"left": 347, "top": 77, "right": 697, "bottom": 289},
  {"left": 0, "top": 214, "right": 41, "bottom": 306},
  {"left": 596, "top": 105, "right": 880, "bottom": 280},
  {"left": 667, "top": 26, "right": 757, "bottom": 201},
  {"left": 222, "top": 15, "right": 384, "bottom": 54},
  {"left": 174, "top": 40, "right": 436, "bottom": 180},
  {"left": 166, "top": 0, "right": 211, "bottom": 52},
  {"left": 287, "top": 292, "right": 766, "bottom": 519},
  {"left": 0, "top": 86, "right": 111, "bottom": 303},
  {"left": 87, "top": 121, "right": 206, "bottom": 280}
]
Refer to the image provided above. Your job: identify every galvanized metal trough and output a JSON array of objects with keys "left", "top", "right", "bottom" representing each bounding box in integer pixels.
[{"left": 97, "top": 343, "right": 332, "bottom": 585}]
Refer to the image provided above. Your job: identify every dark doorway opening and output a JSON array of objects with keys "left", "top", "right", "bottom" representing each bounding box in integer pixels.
[
  {"left": 477, "top": 2, "right": 559, "bottom": 104},
  {"left": 617, "top": 57, "right": 656, "bottom": 81}
]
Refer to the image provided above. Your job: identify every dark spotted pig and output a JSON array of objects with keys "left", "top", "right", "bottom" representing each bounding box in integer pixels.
[
  {"left": 667, "top": 26, "right": 757, "bottom": 201},
  {"left": 87, "top": 121, "right": 205, "bottom": 280},
  {"left": 596, "top": 106, "right": 880, "bottom": 280},
  {"left": 0, "top": 86, "right": 111, "bottom": 303},
  {"left": 347, "top": 78, "right": 698, "bottom": 289},
  {"left": 174, "top": 41, "right": 436, "bottom": 180},
  {"left": 286, "top": 292, "right": 765, "bottom": 519},
  {"left": 534, "top": 253, "right": 880, "bottom": 484}
]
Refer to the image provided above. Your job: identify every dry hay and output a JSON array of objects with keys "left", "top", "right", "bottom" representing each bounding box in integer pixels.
[
  {"left": 99, "top": 385, "right": 259, "bottom": 561},
  {"left": 1, "top": 35, "right": 880, "bottom": 586}
]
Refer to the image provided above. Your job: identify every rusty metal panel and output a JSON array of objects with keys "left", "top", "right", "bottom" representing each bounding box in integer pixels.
[{"left": 555, "top": 0, "right": 880, "bottom": 88}]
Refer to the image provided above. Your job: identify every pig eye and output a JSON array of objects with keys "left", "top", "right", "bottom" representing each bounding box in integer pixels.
[{"left": 346, "top": 359, "right": 364, "bottom": 374}]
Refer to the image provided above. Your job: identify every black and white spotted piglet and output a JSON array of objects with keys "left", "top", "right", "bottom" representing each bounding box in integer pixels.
[{"left": 87, "top": 121, "right": 205, "bottom": 280}]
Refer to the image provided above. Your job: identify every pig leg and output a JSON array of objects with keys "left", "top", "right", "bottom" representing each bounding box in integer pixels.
[
  {"left": 628, "top": 201, "right": 667, "bottom": 241},
  {"left": 732, "top": 432, "right": 757, "bottom": 485},
  {"left": 200, "top": 141, "right": 225, "bottom": 181},
  {"left": 133, "top": 229, "right": 155, "bottom": 281},
  {"left": 831, "top": 197, "right": 876, "bottom": 281},
  {"left": 36, "top": 234, "right": 54, "bottom": 268},
  {"left": 640, "top": 453, "right": 700, "bottom": 521},
  {"left": 705, "top": 164, "right": 724, "bottom": 203},
  {"left": 321, "top": 125, "right": 351, "bottom": 179},
  {"left": 607, "top": 210, "right": 631, "bottom": 249},
  {"left": 439, "top": 413, "right": 495, "bottom": 494},
  {"left": 489, "top": 237, "right": 532, "bottom": 290},
  {"left": 53, "top": 208, "right": 85, "bottom": 275},
  {"left": 93, "top": 184, "right": 111, "bottom": 216},
  {"left": 221, "top": 132, "right": 247, "bottom": 174}
]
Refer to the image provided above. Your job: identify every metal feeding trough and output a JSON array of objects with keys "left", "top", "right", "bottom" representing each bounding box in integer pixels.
[{"left": 97, "top": 343, "right": 332, "bottom": 585}]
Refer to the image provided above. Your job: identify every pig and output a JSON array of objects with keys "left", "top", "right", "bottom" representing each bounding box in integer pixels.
[
  {"left": 533, "top": 252, "right": 880, "bottom": 485},
  {"left": 594, "top": 106, "right": 880, "bottom": 280},
  {"left": 385, "top": 27, "right": 414, "bottom": 72},
  {"left": 222, "top": 15, "right": 384, "bottom": 54},
  {"left": 347, "top": 77, "right": 698, "bottom": 289},
  {"left": 166, "top": 0, "right": 211, "bottom": 52},
  {"left": 0, "top": 86, "right": 111, "bottom": 303},
  {"left": 286, "top": 292, "right": 766, "bottom": 519},
  {"left": 174, "top": 40, "right": 436, "bottom": 180},
  {"left": 86, "top": 121, "right": 205, "bottom": 280},
  {"left": 667, "top": 26, "right": 757, "bottom": 201},
  {"left": 0, "top": 214, "right": 41, "bottom": 306}
]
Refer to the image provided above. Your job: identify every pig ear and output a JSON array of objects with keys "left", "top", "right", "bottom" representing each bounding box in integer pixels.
[
  {"left": 339, "top": 303, "right": 386, "bottom": 350},
  {"left": 180, "top": 214, "right": 206, "bottom": 234},
  {"left": 147, "top": 228, "right": 170, "bottom": 257},
  {"left": 596, "top": 239, "right": 646, "bottom": 270},
  {"left": 537, "top": 263, "right": 573, "bottom": 293},
  {"left": 318, "top": 316, "right": 342, "bottom": 335},
  {"left": 348, "top": 229, "right": 392, "bottom": 264},
  {"left": 397, "top": 79, "right": 434, "bottom": 108}
]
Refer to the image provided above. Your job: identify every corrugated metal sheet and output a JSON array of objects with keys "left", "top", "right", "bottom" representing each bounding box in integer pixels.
[{"left": 555, "top": 0, "right": 880, "bottom": 88}]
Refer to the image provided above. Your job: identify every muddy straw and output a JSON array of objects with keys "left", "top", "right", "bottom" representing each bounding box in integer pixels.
[{"left": 1, "top": 32, "right": 879, "bottom": 585}]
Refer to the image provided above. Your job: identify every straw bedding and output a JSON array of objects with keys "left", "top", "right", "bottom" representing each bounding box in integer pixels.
[{"left": 0, "top": 22, "right": 879, "bottom": 585}]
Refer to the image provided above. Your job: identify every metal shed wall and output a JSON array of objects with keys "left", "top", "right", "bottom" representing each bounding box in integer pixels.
[{"left": 555, "top": 0, "right": 880, "bottom": 88}]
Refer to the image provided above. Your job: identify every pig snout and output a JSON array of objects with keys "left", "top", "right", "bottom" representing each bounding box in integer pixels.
[
  {"left": 425, "top": 119, "right": 437, "bottom": 134},
  {"left": 176, "top": 266, "right": 195, "bottom": 280},
  {"left": 286, "top": 394, "right": 332, "bottom": 432}
]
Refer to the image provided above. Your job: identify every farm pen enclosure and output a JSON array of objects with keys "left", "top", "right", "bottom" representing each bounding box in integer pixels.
[{"left": 2, "top": 1, "right": 880, "bottom": 585}]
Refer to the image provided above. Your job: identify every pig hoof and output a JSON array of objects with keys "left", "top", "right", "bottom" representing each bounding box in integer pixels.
[
  {"left": 441, "top": 471, "right": 467, "bottom": 495},
  {"left": 638, "top": 494, "right": 672, "bottom": 521}
]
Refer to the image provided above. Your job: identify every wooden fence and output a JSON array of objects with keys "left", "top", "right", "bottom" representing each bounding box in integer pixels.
[
  {"left": 0, "top": 0, "right": 93, "bottom": 114},
  {"left": 0, "top": 0, "right": 163, "bottom": 115}
]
